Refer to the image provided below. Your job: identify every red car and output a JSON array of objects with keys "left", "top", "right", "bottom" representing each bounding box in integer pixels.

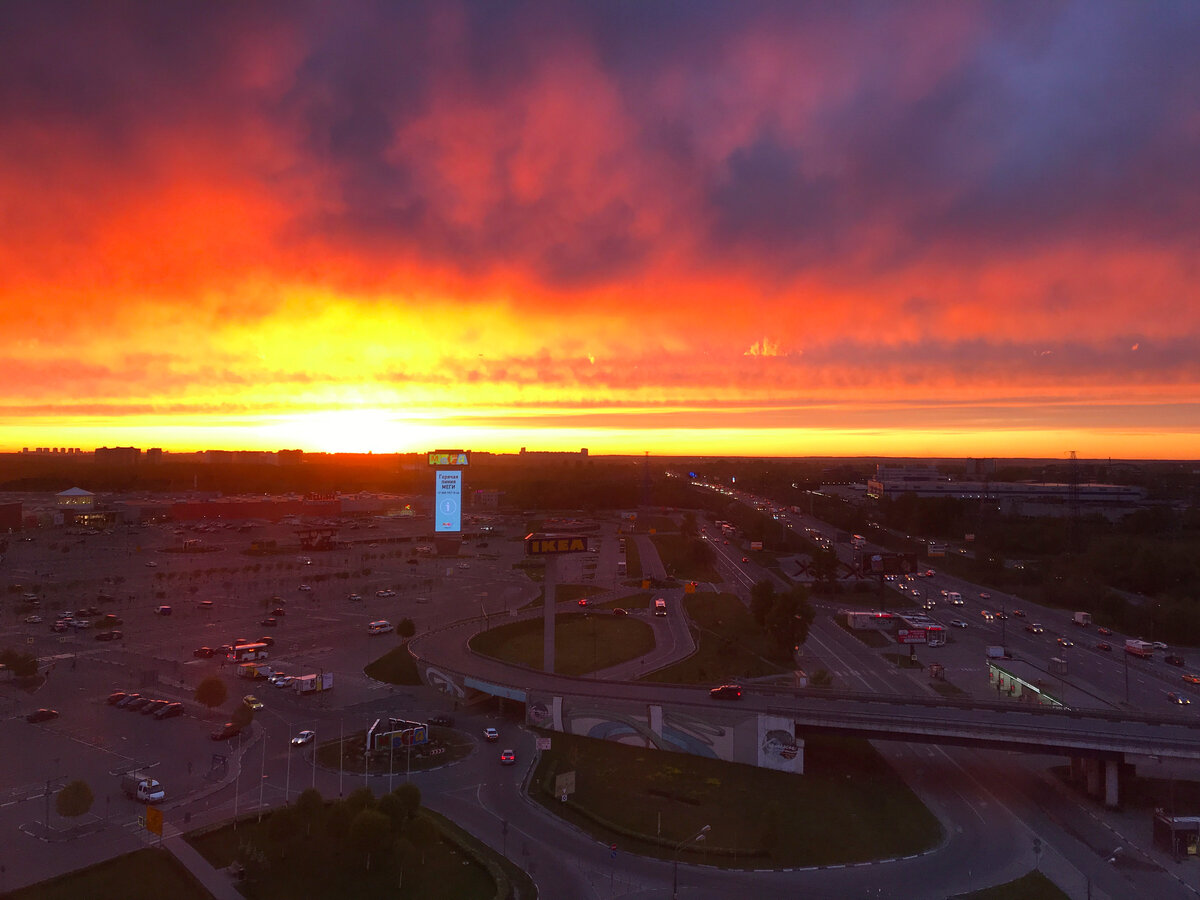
[
  {"left": 577, "top": 598, "right": 588, "bottom": 607},
  {"left": 710, "top": 684, "right": 743, "bottom": 700}
]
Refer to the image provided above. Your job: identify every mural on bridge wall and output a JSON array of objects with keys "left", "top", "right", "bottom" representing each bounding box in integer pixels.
[
  {"left": 525, "top": 692, "right": 737, "bottom": 760},
  {"left": 758, "top": 714, "right": 802, "bottom": 774},
  {"left": 415, "top": 661, "right": 800, "bottom": 772}
]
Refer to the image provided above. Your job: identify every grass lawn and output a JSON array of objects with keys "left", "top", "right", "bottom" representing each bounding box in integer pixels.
[
  {"left": 530, "top": 730, "right": 941, "bottom": 867},
  {"left": 590, "top": 591, "right": 652, "bottom": 612},
  {"left": 4, "top": 848, "right": 211, "bottom": 900},
  {"left": 641, "top": 592, "right": 789, "bottom": 684},
  {"left": 625, "top": 536, "right": 643, "bottom": 578},
  {"left": 469, "top": 613, "right": 656, "bottom": 675},
  {"left": 188, "top": 810, "right": 497, "bottom": 900},
  {"left": 364, "top": 643, "right": 422, "bottom": 685},
  {"left": 520, "top": 582, "right": 592, "bottom": 608},
  {"left": 954, "top": 870, "right": 1068, "bottom": 899},
  {"left": 650, "top": 533, "right": 722, "bottom": 583}
]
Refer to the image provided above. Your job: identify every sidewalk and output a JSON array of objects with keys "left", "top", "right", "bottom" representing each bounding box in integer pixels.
[{"left": 165, "top": 834, "right": 245, "bottom": 900}]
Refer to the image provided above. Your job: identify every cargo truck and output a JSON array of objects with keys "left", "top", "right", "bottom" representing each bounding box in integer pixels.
[
  {"left": 1073, "top": 612, "right": 1093, "bottom": 627},
  {"left": 1125, "top": 639, "right": 1154, "bottom": 658},
  {"left": 295, "top": 673, "right": 334, "bottom": 694},
  {"left": 237, "top": 661, "right": 271, "bottom": 680},
  {"left": 986, "top": 646, "right": 1012, "bottom": 659},
  {"left": 121, "top": 772, "right": 165, "bottom": 804}
]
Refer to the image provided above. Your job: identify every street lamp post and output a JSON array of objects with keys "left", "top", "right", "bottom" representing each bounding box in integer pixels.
[{"left": 671, "top": 825, "right": 710, "bottom": 900}]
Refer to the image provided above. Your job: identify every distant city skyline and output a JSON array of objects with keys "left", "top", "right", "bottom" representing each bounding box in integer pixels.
[{"left": 3, "top": 3, "right": 1197, "bottom": 460}]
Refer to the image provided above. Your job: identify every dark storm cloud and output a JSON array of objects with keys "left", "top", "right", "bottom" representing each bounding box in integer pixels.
[{"left": 2, "top": 1, "right": 1198, "bottom": 292}]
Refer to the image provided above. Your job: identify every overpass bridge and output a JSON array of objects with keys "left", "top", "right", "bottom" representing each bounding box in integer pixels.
[{"left": 410, "top": 612, "right": 1200, "bottom": 807}]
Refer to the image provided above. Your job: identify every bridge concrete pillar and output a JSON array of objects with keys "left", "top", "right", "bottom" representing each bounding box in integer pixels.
[
  {"left": 1070, "top": 757, "right": 1085, "bottom": 783},
  {"left": 1085, "top": 758, "right": 1102, "bottom": 798},
  {"left": 648, "top": 705, "right": 663, "bottom": 742},
  {"left": 1105, "top": 758, "right": 1120, "bottom": 808}
]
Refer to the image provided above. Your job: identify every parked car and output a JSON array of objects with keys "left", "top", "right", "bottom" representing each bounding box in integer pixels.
[
  {"left": 291, "top": 730, "right": 316, "bottom": 746},
  {"left": 199, "top": 600, "right": 214, "bottom": 609},
  {"left": 125, "top": 697, "right": 152, "bottom": 711},
  {"left": 116, "top": 693, "right": 141, "bottom": 708},
  {"left": 260, "top": 617, "right": 278, "bottom": 627},
  {"left": 271, "top": 676, "right": 293, "bottom": 688},
  {"left": 429, "top": 715, "right": 454, "bottom": 727},
  {"left": 211, "top": 722, "right": 241, "bottom": 740},
  {"left": 500, "top": 748, "right": 517, "bottom": 765},
  {"left": 709, "top": 684, "right": 743, "bottom": 700},
  {"left": 950, "top": 619, "right": 968, "bottom": 628},
  {"left": 95, "top": 629, "right": 123, "bottom": 641},
  {"left": 106, "top": 691, "right": 128, "bottom": 705},
  {"left": 348, "top": 593, "right": 363, "bottom": 602},
  {"left": 24, "top": 614, "right": 43, "bottom": 624},
  {"left": 50, "top": 621, "right": 69, "bottom": 632},
  {"left": 142, "top": 700, "right": 170, "bottom": 716},
  {"left": 193, "top": 647, "right": 215, "bottom": 658},
  {"left": 271, "top": 606, "right": 286, "bottom": 616},
  {"left": 376, "top": 589, "right": 396, "bottom": 598},
  {"left": 299, "top": 584, "right": 312, "bottom": 592},
  {"left": 484, "top": 727, "right": 499, "bottom": 742},
  {"left": 258, "top": 635, "right": 276, "bottom": 646},
  {"left": 154, "top": 702, "right": 184, "bottom": 719},
  {"left": 26, "top": 708, "right": 59, "bottom": 723}
]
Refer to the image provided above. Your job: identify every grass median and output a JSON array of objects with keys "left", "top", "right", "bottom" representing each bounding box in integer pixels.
[
  {"left": 469, "top": 612, "right": 655, "bottom": 675},
  {"left": 641, "top": 591, "right": 789, "bottom": 684},
  {"left": 530, "top": 729, "right": 942, "bottom": 867}
]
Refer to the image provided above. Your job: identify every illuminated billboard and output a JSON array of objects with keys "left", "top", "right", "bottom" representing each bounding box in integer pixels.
[
  {"left": 428, "top": 450, "right": 469, "bottom": 467},
  {"left": 435, "top": 469, "right": 462, "bottom": 533}
]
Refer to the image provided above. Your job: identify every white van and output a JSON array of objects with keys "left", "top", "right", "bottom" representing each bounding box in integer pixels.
[
  {"left": 367, "top": 620, "right": 393, "bottom": 635},
  {"left": 653, "top": 598, "right": 667, "bottom": 617}
]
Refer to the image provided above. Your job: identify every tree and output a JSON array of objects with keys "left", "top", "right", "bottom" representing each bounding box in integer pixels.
[
  {"left": 765, "top": 587, "right": 816, "bottom": 660},
  {"left": 350, "top": 808, "right": 392, "bottom": 870},
  {"left": 194, "top": 676, "right": 227, "bottom": 713},
  {"left": 56, "top": 779, "right": 94, "bottom": 819},
  {"left": 296, "top": 787, "right": 324, "bottom": 836},
  {"left": 396, "top": 617, "right": 416, "bottom": 639},
  {"left": 230, "top": 702, "right": 254, "bottom": 729},
  {"left": 750, "top": 581, "right": 776, "bottom": 628},
  {"left": 391, "top": 782, "right": 421, "bottom": 821}
]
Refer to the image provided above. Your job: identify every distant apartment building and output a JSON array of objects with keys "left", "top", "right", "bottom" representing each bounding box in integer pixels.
[
  {"left": 472, "top": 489, "right": 503, "bottom": 509},
  {"left": 866, "top": 463, "right": 1145, "bottom": 516},
  {"left": 95, "top": 446, "right": 141, "bottom": 465}
]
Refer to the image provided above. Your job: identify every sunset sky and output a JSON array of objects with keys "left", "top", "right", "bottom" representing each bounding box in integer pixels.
[{"left": 2, "top": 2, "right": 1198, "bottom": 459}]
